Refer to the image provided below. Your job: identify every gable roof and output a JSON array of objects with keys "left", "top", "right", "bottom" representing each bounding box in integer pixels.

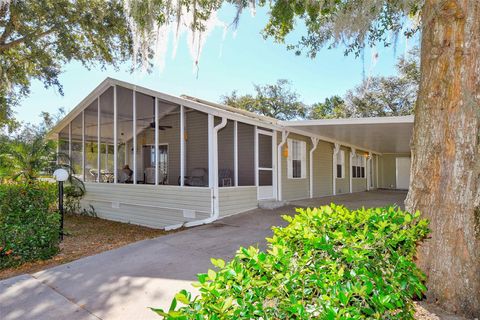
[{"left": 49, "top": 77, "right": 414, "bottom": 154}]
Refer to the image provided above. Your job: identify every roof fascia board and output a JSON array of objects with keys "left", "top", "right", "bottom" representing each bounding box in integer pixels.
[
  {"left": 109, "top": 78, "right": 279, "bottom": 130},
  {"left": 283, "top": 126, "right": 382, "bottom": 155},
  {"left": 47, "top": 78, "right": 114, "bottom": 138},
  {"left": 281, "top": 115, "right": 414, "bottom": 126}
]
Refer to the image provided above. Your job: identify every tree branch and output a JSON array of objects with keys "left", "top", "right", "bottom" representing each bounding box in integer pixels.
[
  {"left": 0, "top": 6, "right": 16, "bottom": 45},
  {"left": 0, "top": 27, "right": 55, "bottom": 52}
]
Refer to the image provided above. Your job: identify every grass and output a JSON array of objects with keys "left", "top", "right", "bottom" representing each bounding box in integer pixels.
[{"left": 0, "top": 214, "right": 172, "bottom": 280}]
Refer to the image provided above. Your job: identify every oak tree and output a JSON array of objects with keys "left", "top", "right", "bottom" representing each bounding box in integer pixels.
[
  {"left": 127, "top": 0, "right": 479, "bottom": 315},
  {"left": 221, "top": 79, "right": 307, "bottom": 120},
  {"left": 0, "top": 0, "right": 132, "bottom": 129}
]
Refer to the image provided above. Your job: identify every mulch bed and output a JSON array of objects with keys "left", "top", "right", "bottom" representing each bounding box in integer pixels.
[{"left": 0, "top": 214, "right": 172, "bottom": 280}]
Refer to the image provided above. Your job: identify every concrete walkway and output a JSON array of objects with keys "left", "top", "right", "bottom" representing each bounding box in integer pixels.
[{"left": 0, "top": 191, "right": 406, "bottom": 320}]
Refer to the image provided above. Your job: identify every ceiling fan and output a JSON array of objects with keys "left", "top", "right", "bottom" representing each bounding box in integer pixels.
[{"left": 149, "top": 122, "right": 172, "bottom": 130}]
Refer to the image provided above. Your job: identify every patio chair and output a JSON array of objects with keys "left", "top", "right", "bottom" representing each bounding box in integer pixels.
[
  {"left": 219, "top": 168, "right": 233, "bottom": 187},
  {"left": 186, "top": 168, "right": 207, "bottom": 187}
]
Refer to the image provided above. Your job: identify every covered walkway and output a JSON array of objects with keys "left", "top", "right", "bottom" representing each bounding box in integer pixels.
[{"left": 290, "top": 189, "right": 407, "bottom": 210}]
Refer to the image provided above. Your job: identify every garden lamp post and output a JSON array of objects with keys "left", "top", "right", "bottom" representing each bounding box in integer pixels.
[{"left": 53, "top": 168, "right": 69, "bottom": 240}]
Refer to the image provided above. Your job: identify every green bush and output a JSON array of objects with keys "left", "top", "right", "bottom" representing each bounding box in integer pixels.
[
  {"left": 153, "top": 205, "right": 429, "bottom": 319},
  {"left": 0, "top": 182, "right": 60, "bottom": 268}
]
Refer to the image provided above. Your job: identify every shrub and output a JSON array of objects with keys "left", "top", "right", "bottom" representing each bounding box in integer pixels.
[
  {"left": 0, "top": 182, "right": 60, "bottom": 268},
  {"left": 153, "top": 205, "right": 429, "bottom": 319}
]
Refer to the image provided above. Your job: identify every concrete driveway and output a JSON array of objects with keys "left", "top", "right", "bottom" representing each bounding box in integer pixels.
[{"left": 0, "top": 190, "right": 406, "bottom": 320}]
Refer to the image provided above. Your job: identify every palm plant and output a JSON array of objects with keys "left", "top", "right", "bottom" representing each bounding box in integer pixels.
[{"left": 1, "top": 134, "right": 85, "bottom": 197}]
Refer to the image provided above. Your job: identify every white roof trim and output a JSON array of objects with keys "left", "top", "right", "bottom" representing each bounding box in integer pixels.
[
  {"left": 282, "top": 115, "right": 414, "bottom": 127},
  {"left": 49, "top": 77, "right": 412, "bottom": 155}
]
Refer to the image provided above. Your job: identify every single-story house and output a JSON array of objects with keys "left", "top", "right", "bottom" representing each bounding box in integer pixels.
[{"left": 49, "top": 78, "right": 413, "bottom": 230}]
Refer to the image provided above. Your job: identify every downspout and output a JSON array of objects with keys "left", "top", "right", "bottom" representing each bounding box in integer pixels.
[
  {"left": 309, "top": 137, "right": 319, "bottom": 198},
  {"left": 277, "top": 130, "right": 289, "bottom": 201},
  {"left": 183, "top": 117, "right": 228, "bottom": 228}
]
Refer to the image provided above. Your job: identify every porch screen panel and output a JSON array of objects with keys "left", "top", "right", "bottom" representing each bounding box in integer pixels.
[
  {"left": 58, "top": 126, "right": 69, "bottom": 166},
  {"left": 217, "top": 119, "right": 234, "bottom": 187},
  {"left": 116, "top": 87, "right": 134, "bottom": 184},
  {"left": 135, "top": 92, "right": 155, "bottom": 184},
  {"left": 155, "top": 103, "right": 180, "bottom": 185},
  {"left": 70, "top": 113, "right": 83, "bottom": 180},
  {"left": 99, "top": 87, "right": 114, "bottom": 183},
  {"left": 184, "top": 108, "right": 209, "bottom": 187},
  {"left": 237, "top": 122, "right": 255, "bottom": 186},
  {"left": 84, "top": 100, "right": 99, "bottom": 182}
]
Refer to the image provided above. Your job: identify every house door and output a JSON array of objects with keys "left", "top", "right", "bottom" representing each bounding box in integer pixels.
[
  {"left": 257, "top": 130, "right": 275, "bottom": 200},
  {"left": 396, "top": 157, "right": 411, "bottom": 190}
]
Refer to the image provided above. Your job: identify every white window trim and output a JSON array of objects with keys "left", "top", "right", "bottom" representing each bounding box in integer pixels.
[
  {"left": 287, "top": 138, "right": 307, "bottom": 180},
  {"left": 352, "top": 154, "right": 366, "bottom": 179},
  {"left": 336, "top": 150, "right": 345, "bottom": 179}
]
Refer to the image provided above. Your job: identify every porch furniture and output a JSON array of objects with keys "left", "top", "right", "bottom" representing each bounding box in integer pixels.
[
  {"left": 101, "top": 171, "right": 114, "bottom": 183},
  {"left": 219, "top": 168, "right": 233, "bottom": 187},
  {"left": 185, "top": 168, "right": 208, "bottom": 187},
  {"left": 89, "top": 168, "right": 98, "bottom": 181},
  {"left": 117, "top": 169, "right": 131, "bottom": 183}
]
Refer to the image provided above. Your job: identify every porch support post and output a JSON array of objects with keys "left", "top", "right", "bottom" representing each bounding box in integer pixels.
[
  {"left": 272, "top": 130, "right": 278, "bottom": 200},
  {"left": 350, "top": 147, "right": 356, "bottom": 193},
  {"left": 365, "top": 152, "right": 372, "bottom": 191},
  {"left": 97, "top": 97, "right": 101, "bottom": 183},
  {"left": 277, "top": 130, "right": 289, "bottom": 201},
  {"left": 133, "top": 90, "right": 137, "bottom": 185},
  {"left": 82, "top": 110, "right": 85, "bottom": 181},
  {"left": 254, "top": 126, "right": 258, "bottom": 187},
  {"left": 376, "top": 154, "right": 379, "bottom": 188},
  {"left": 68, "top": 123, "right": 72, "bottom": 164},
  {"left": 180, "top": 105, "right": 185, "bottom": 186},
  {"left": 105, "top": 143, "right": 108, "bottom": 170},
  {"left": 309, "top": 137, "right": 319, "bottom": 198},
  {"left": 233, "top": 120, "right": 238, "bottom": 187},
  {"left": 332, "top": 143, "right": 340, "bottom": 195},
  {"left": 56, "top": 135, "right": 60, "bottom": 165},
  {"left": 154, "top": 97, "right": 159, "bottom": 185},
  {"left": 113, "top": 85, "right": 118, "bottom": 184}
]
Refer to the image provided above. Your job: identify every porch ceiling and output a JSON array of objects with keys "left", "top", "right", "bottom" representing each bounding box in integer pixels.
[{"left": 283, "top": 116, "right": 414, "bottom": 154}]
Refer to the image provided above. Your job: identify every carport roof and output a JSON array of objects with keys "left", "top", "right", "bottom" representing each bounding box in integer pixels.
[{"left": 282, "top": 116, "right": 414, "bottom": 154}]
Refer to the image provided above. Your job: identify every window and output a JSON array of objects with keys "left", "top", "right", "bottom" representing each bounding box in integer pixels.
[
  {"left": 352, "top": 154, "right": 366, "bottom": 178},
  {"left": 336, "top": 150, "right": 345, "bottom": 178},
  {"left": 287, "top": 139, "right": 306, "bottom": 179}
]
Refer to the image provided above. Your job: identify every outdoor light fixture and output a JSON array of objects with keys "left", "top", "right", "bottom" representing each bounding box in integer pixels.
[{"left": 53, "top": 168, "right": 69, "bottom": 241}]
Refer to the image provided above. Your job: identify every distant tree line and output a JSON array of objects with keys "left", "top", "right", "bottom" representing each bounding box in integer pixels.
[{"left": 221, "top": 48, "right": 419, "bottom": 120}]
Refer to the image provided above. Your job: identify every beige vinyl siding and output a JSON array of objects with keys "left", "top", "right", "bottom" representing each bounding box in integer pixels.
[
  {"left": 312, "top": 140, "right": 334, "bottom": 197},
  {"left": 281, "top": 133, "right": 311, "bottom": 201},
  {"left": 81, "top": 183, "right": 212, "bottom": 228},
  {"left": 378, "top": 153, "right": 411, "bottom": 189},
  {"left": 352, "top": 178, "right": 367, "bottom": 192},
  {"left": 218, "top": 186, "right": 258, "bottom": 217},
  {"left": 336, "top": 147, "right": 350, "bottom": 194}
]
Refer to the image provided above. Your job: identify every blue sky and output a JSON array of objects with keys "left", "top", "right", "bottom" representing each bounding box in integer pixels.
[{"left": 16, "top": 5, "right": 418, "bottom": 125}]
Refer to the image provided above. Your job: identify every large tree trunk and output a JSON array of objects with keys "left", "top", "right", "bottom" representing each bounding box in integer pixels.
[{"left": 405, "top": 0, "right": 480, "bottom": 317}]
